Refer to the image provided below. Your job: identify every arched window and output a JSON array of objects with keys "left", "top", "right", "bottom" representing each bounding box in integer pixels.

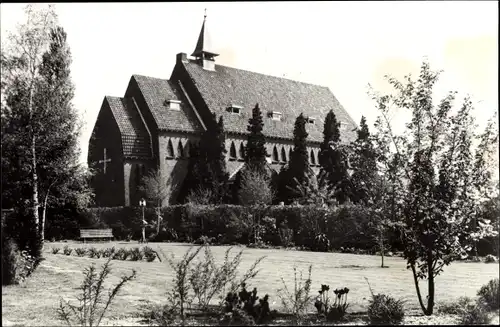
[
  {"left": 229, "top": 142, "right": 237, "bottom": 160},
  {"left": 177, "top": 140, "right": 184, "bottom": 158},
  {"left": 289, "top": 148, "right": 293, "bottom": 161},
  {"left": 281, "top": 147, "right": 287, "bottom": 162},
  {"left": 166, "top": 139, "right": 174, "bottom": 158},
  {"left": 272, "top": 146, "right": 279, "bottom": 163},
  {"left": 310, "top": 149, "right": 316, "bottom": 165},
  {"left": 239, "top": 143, "right": 245, "bottom": 160}
]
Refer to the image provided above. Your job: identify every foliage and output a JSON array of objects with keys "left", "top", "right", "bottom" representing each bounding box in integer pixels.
[
  {"left": 325, "top": 287, "right": 350, "bottom": 322},
  {"left": 88, "top": 247, "right": 101, "bottom": 259},
  {"left": 350, "top": 116, "right": 378, "bottom": 205},
  {"left": 159, "top": 246, "right": 205, "bottom": 322},
  {"left": 2, "top": 235, "right": 20, "bottom": 285},
  {"left": 74, "top": 248, "right": 87, "bottom": 257},
  {"left": 1, "top": 4, "right": 93, "bottom": 250},
  {"left": 318, "top": 110, "right": 351, "bottom": 204},
  {"left": 484, "top": 254, "right": 497, "bottom": 263},
  {"left": 142, "top": 246, "right": 158, "bottom": 262},
  {"left": 238, "top": 168, "right": 275, "bottom": 206},
  {"left": 186, "top": 186, "right": 214, "bottom": 206},
  {"left": 367, "top": 294, "right": 405, "bottom": 325},
  {"left": 51, "top": 247, "right": 61, "bottom": 254},
  {"left": 477, "top": 278, "right": 499, "bottom": 312},
  {"left": 244, "top": 103, "right": 267, "bottom": 172},
  {"left": 189, "top": 246, "right": 266, "bottom": 311},
  {"left": 458, "top": 302, "right": 491, "bottom": 325},
  {"left": 129, "top": 247, "right": 144, "bottom": 261},
  {"left": 222, "top": 283, "right": 273, "bottom": 325},
  {"left": 438, "top": 296, "right": 475, "bottom": 315},
  {"left": 277, "top": 114, "right": 310, "bottom": 203},
  {"left": 63, "top": 245, "right": 72, "bottom": 256},
  {"left": 57, "top": 259, "right": 136, "bottom": 327},
  {"left": 112, "top": 248, "right": 129, "bottom": 261},
  {"left": 371, "top": 61, "right": 499, "bottom": 315},
  {"left": 101, "top": 247, "right": 115, "bottom": 258},
  {"left": 277, "top": 265, "right": 313, "bottom": 325}
]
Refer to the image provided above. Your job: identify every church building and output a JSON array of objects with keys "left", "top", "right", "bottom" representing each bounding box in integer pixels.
[{"left": 87, "top": 14, "right": 358, "bottom": 207}]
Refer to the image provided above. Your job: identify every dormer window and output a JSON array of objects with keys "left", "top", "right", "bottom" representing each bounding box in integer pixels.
[
  {"left": 226, "top": 104, "right": 242, "bottom": 114},
  {"left": 165, "top": 99, "right": 181, "bottom": 111},
  {"left": 306, "top": 117, "right": 316, "bottom": 124},
  {"left": 268, "top": 111, "right": 283, "bottom": 121}
]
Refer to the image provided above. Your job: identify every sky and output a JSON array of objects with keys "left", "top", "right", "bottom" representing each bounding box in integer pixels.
[{"left": 1, "top": 1, "right": 498, "bottom": 171}]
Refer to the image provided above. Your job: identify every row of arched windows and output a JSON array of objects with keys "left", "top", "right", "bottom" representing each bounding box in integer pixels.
[
  {"left": 166, "top": 139, "right": 189, "bottom": 159},
  {"left": 226, "top": 140, "right": 320, "bottom": 165}
]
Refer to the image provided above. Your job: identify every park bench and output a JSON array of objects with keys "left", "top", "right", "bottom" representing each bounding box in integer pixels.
[{"left": 80, "top": 229, "right": 114, "bottom": 243}]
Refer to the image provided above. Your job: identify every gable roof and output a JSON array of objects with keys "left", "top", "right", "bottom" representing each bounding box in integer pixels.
[
  {"left": 132, "top": 75, "right": 204, "bottom": 133},
  {"left": 105, "top": 96, "right": 152, "bottom": 158},
  {"left": 180, "top": 59, "right": 358, "bottom": 143}
]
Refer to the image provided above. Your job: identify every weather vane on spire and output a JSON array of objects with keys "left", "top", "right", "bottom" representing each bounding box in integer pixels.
[{"left": 204, "top": 8, "right": 207, "bottom": 20}]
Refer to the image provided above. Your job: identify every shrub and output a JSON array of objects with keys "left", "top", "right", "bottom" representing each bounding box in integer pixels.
[
  {"left": 57, "top": 258, "right": 136, "bottom": 327},
  {"left": 367, "top": 294, "right": 405, "bottom": 325},
  {"left": 88, "top": 247, "right": 101, "bottom": 259},
  {"left": 113, "top": 248, "right": 129, "bottom": 261},
  {"left": 129, "top": 247, "right": 144, "bottom": 261},
  {"left": 222, "top": 283, "right": 273, "bottom": 325},
  {"left": 477, "top": 278, "right": 499, "bottom": 312},
  {"left": 101, "top": 247, "right": 116, "bottom": 258},
  {"left": 2, "top": 236, "right": 20, "bottom": 285},
  {"left": 52, "top": 247, "right": 61, "bottom": 255},
  {"left": 326, "top": 287, "right": 350, "bottom": 322},
  {"left": 74, "top": 248, "right": 87, "bottom": 257},
  {"left": 277, "top": 265, "right": 313, "bottom": 325},
  {"left": 63, "top": 245, "right": 72, "bottom": 256},
  {"left": 438, "top": 296, "right": 475, "bottom": 315},
  {"left": 459, "top": 302, "right": 490, "bottom": 325},
  {"left": 189, "top": 246, "right": 266, "bottom": 311},
  {"left": 484, "top": 254, "right": 497, "bottom": 263},
  {"left": 142, "top": 247, "right": 158, "bottom": 262},
  {"left": 141, "top": 303, "right": 180, "bottom": 326}
]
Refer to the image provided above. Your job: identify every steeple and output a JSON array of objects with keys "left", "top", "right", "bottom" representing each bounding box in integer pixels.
[{"left": 191, "top": 9, "right": 218, "bottom": 71}]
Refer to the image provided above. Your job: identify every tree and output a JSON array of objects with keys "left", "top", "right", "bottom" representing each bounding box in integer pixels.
[
  {"left": 318, "top": 110, "right": 351, "bottom": 204},
  {"left": 238, "top": 168, "right": 275, "bottom": 206},
  {"left": 140, "top": 166, "right": 175, "bottom": 234},
  {"left": 1, "top": 5, "right": 90, "bottom": 253},
  {"left": 371, "top": 61, "right": 498, "bottom": 315},
  {"left": 277, "top": 113, "right": 310, "bottom": 203},
  {"left": 244, "top": 103, "right": 267, "bottom": 172},
  {"left": 350, "top": 116, "right": 378, "bottom": 205}
]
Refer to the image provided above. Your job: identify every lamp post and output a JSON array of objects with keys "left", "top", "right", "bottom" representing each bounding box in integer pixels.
[{"left": 139, "top": 198, "right": 146, "bottom": 243}]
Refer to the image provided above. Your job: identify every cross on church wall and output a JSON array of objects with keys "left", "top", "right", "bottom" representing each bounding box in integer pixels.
[{"left": 98, "top": 148, "right": 112, "bottom": 174}]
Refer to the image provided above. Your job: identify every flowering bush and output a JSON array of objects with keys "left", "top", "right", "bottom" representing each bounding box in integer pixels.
[
  {"left": 477, "top": 278, "right": 499, "bottom": 312},
  {"left": 367, "top": 294, "right": 405, "bottom": 325}
]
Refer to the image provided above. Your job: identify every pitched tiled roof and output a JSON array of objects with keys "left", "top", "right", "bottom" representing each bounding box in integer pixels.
[
  {"left": 105, "top": 96, "right": 152, "bottom": 158},
  {"left": 181, "top": 60, "right": 357, "bottom": 143},
  {"left": 132, "top": 75, "right": 203, "bottom": 133}
]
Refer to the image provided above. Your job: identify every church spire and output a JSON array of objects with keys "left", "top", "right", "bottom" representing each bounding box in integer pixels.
[{"left": 191, "top": 9, "right": 219, "bottom": 70}]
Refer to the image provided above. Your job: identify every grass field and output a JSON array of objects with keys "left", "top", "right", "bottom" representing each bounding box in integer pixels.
[{"left": 2, "top": 241, "right": 499, "bottom": 326}]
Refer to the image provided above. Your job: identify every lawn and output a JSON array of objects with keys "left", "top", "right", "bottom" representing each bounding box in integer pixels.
[{"left": 2, "top": 241, "right": 499, "bottom": 326}]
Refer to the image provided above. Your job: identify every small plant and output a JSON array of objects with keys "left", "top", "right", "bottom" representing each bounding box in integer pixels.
[
  {"left": 52, "top": 247, "right": 61, "bottom": 255},
  {"left": 326, "top": 287, "right": 350, "bottom": 322},
  {"left": 142, "top": 246, "right": 158, "bottom": 262},
  {"left": 367, "top": 294, "right": 405, "bottom": 325},
  {"left": 74, "top": 248, "right": 87, "bottom": 257},
  {"left": 314, "top": 284, "right": 331, "bottom": 316},
  {"left": 63, "top": 245, "right": 72, "bottom": 256},
  {"left": 113, "top": 248, "right": 129, "bottom": 261},
  {"left": 57, "top": 258, "right": 136, "bottom": 327},
  {"left": 129, "top": 247, "right": 144, "bottom": 261},
  {"left": 88, "top": 247, "right": 101, "bottom": 259},
  {"left": 193, "top": 235, "right": 214, "bottom": 245},
  {"left": 365, "top": 277, "right": 404, "bottom": 325},
  {"left": 189, "top": 246, "right": 266, "bottom": 311},
  {"left": 101, "top": 247, "right": 116, "bottom": 258},
  {"left": 222, "top": 283, "right": 273, "bottom": 325},
  {"left": 484, "top": 254, "right": 498, "bottom": 263},
  {"left": 459, "top": 302, "right": 490, "bottom": 325},
  {"left": 438, "top": 296, "right": 475, "bottom": 315},
  {"left": 477, "top": 278, "right": 499, "bottom": 312},
  {"left": 277, "top": 265, "right": 313, "bottom": 325}
]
